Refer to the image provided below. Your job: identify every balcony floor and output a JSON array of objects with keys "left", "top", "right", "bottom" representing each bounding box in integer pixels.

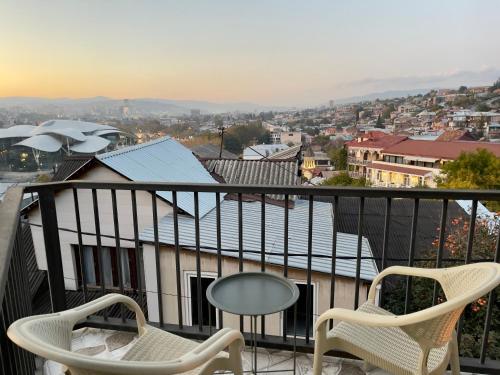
[{"left": 41, "top": 328, "right": 461, "bottom": 375}]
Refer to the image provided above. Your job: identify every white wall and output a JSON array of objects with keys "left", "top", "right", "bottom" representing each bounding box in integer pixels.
[{"left": 28, "top": 165, "right": 172, "bottom": 290}]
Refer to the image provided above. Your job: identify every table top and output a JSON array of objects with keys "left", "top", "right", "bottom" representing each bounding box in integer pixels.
[{"left": 206, "top": 272, "right": 300, "bottom": 316}]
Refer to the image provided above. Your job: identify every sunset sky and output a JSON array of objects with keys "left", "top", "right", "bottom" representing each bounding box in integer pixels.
[{"left": 1, "top": 0, "right": 499, "bottom": 106}]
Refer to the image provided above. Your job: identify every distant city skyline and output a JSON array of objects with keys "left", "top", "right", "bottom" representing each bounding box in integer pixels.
[{"left": 1, "top": 0, "right": 500, "bottom": 106}]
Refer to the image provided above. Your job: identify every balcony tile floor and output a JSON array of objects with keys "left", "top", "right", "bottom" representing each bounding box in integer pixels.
[{"left": 41, "top": 328, "right": 463, "bottom": 375}]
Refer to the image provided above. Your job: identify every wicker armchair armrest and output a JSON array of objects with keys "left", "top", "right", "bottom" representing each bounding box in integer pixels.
[
  {"left": 367, "top": 266, "right": 444, "bottom": 303},
  {"left": 64, "top": 293, "right": 147, "bottom": 335}
]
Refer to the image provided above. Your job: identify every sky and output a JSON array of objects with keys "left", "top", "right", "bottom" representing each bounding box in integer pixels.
[{"left": 1, "top": 0, "right": 500, "bottom": 106}]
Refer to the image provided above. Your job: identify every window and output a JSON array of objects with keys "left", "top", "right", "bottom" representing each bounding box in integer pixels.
[
  {"left": 74, "top": 245, "right": 138, "bottom": 289},
  {"left": 285, "top": 283, "right": 314, "bottom": 337},
  {"left": 403, "top": 174, "right": 410, "bottom": 186},
  {"left": 187, "top": 274, "right": 216, "bottom": 327},
  {"left": 376, "top": 170, "right": 382, "bottom": 181}
]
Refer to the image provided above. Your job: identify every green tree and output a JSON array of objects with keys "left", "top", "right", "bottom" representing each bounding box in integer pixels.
[
  {"left": 436, "top": 149, "right": 500, "bottom": 211},
  {"left": 328, "top": 147, "right": 347, "bottom": 170},
  {"left": 476, "top": 103, "right": 491, "bottom": 112},
  {"left": 375, "top": 114, "right": 384, "bottom": 128},
  {"left": 458, "top": 85, "right": 468, "bottom": 93},
  {"left": 382, "top": 104, "right": 395, "bottom": 120},
  {"left": 437, "top": 150, "right": 500, "bottom": 190},
  {"left": 322, "top": 172, "right": 365, "bottom": 186}
]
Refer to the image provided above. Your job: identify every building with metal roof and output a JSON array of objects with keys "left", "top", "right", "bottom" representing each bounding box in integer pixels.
[
  {"left": 97, "top": 137, "right": 223, "bottom": 217},
  {"left": 243, "top": 144, "right": 290, "bottom": 160},
  {"left": 268, "top": 144, "right": 302, "bottom": 160},
  {"left": 140, "top": 199, "right": 378, "bottom": 281},
  {"left": 202, "top": 158, "right": 299, "bottom": 201},
  {"left": 191, "top": 144, "right": 238, "bottom": 159}
]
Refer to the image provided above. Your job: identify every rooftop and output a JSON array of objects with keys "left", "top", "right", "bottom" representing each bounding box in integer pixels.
[
  {"left": 347, "top": 135, "right": 407, "bottom": 150},
  {"left": 382, "top": 139, "right": 500, "bottom": 159},
  {"left": 97, "top": 136, "right": 223, "bottom": 217},
  {"left": 140, "top": 199, "right": 378, "bottom": 280}
]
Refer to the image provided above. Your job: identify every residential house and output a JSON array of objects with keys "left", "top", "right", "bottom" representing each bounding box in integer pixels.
[
  {"left": 27, "top": 137, "right": 221, "bottom": 293},
  {"left": 366, "top": 140, "right": 500, "bottom": 187},
  {"left": 139, "top": 198, "right": 377, "bottom": 336},
  {"left": 25, "top": 136, "right": 378, "bottom": 337},
  {"left": 346, "top": 133, "right": 407, "bottom": 177},
  {"left": 243, "top": 144, "right": 289, "bottom": 160}
]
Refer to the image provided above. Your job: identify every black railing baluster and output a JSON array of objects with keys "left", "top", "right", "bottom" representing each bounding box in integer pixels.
[
  {"left": 38, "top": 187, "right": 66, "bottom": 312},
  {"left": 329, "top": 196, "right": 339, "bottom": 329},
  {"left": 131, "top": 190, "right": 144, "bottom": 314},
  {"left": 151, "top": 192, "right": 164, "bottom": 326},
  {"left": 405, "top": 198, "right": 419, "bottom": 314},
  {"left": 354, "top": 197, "right": 365, "bottom": 310},
  {"left": 111, "top": 189, "right": 125, "bottom": 322},
  {"left": 283, "top": 194, "right": 289, "bottom": 341},
  {"left": 238, "top": 193, "right": 243, "bottom": 332},
  {"left": 457, "top": 199, "right": 478, "bottom": 346},
  {"left": 261, "top": 194, "right": 266, "bottom": 338},
  {"left": 479, "top": 228, "right": 500, "bottom": 364},
  {"left": 433, "top": 199, "right": 448, "bottom": 305},
  {"left": 216, "top": 192, "right": 223, "bottom": 329},
  {"left": 305, "top": 195, "right": 313, "bottom": 343},
  {"left": 379, "top": 197, "right": 391, "bottom": 307},
  {"left": 172, "top": 191, "right": 183, "bottom": 329},
  {"left": 194, "top": 192, "right": 203, "bottom": 332},
  {"left": 72, "top": 188, "right": 87, "bottom": 303},
  {"left": 91, "top": 189, "right": 107, "bottom": 320}
]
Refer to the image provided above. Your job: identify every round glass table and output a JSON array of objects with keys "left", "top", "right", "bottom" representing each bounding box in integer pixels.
[{"left": 206, "top": 272, "right": 300, "bottom": 375}]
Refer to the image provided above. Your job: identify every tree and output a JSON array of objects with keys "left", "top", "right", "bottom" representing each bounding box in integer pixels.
[
  {"left": 375, "top": 115, "right": 384, "bottom": 128},
  {"left": 489, "top": 77, "right": 500, "bottom": 92},
  {"left": 322, "top": 172, "right": 365, "bottom": 186},
  {"left": 382, "top": 104, "right": 395, "bottom": 120},
  {"left": 328, "top": 147, "right": 347, "bottom": 170},
  {"left": 458, "top": 85, "right": 468, "bottom": 93},
  {"left": 476, "top": 103, "right": 491, "bottom": 112},
  {"left": 436, "top": 149, "right": 500, "bottom": 211}
]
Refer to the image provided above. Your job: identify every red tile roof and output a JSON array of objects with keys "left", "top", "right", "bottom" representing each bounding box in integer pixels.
[
  {"left": 347, "top": 135, "right": 407, "bottom": 149},
  {"left": 382, "top": 140, "right": 500, "bottom": 159},
  {"left": 367, "top": 162, "right": 432, "bottom": 176},
  {"left": 435, "top": 130, "right": 477, "bottom": 142}
]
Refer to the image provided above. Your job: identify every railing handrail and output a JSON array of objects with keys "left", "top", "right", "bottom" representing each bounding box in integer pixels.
[
  {"left": 0, "top": 187, "right": 24, "bottom": 304},
  {"left": 22, "top": 180, "right": 500, "bottom": 200}
]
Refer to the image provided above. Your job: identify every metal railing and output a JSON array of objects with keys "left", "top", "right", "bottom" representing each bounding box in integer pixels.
[
  {"left": 3, "top": 181, "right": 500, "bottom": 373},
  {"left": 0, "top": 188, "right": 36, "bottom": 375}
]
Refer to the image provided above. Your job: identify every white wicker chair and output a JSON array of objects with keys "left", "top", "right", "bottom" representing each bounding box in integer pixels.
[
  {"left": 313, "top": 263, "right": 500, "bottom": 375},
  {"left": 8, "top": 293, "right": 244, "bottom": 375}
]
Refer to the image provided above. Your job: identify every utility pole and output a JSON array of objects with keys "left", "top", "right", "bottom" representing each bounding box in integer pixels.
[{"left": 218, "top": 124, "right": 225, "bottom": 159}]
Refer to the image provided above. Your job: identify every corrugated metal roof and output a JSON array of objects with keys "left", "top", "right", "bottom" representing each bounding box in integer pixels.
[
  {"left": 140, "top": 199, "right": 378, "bottom": 281},
  {"left": 191, "top": 144, "right": 238, "bottom": 159},
  {"left": 268, "top": 144, "right": 302, "bottom": 160},
  {"left": 202, "top": 159, "right": 299, "bottom": 201},
  {"left": 97, "top": 137, "right": 223, "bottom": 217},
  {"left": 52, "top": 155, "right": 94, "bottom": 181}
]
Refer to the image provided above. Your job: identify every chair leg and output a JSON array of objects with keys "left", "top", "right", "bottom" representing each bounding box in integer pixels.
[
  {"left": 450, "top": 335, "right": 460, "bottom": 375},
  {"left": 312, "top": 332, "right": 325, "bottom": 375}
]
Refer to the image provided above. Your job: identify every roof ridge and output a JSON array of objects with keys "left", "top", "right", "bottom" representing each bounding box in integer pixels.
[{"left": 97, "top": 136, "right": 172, "bottom": 160}]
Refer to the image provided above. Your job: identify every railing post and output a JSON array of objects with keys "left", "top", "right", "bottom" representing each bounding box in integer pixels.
[{"left": 38, "top": 187, "right": 66, "bottom": 312}]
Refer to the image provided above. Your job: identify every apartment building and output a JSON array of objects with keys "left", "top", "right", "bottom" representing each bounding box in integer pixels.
[{"left": 366, "top": 140, "right": 500, "bottom": 188}]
